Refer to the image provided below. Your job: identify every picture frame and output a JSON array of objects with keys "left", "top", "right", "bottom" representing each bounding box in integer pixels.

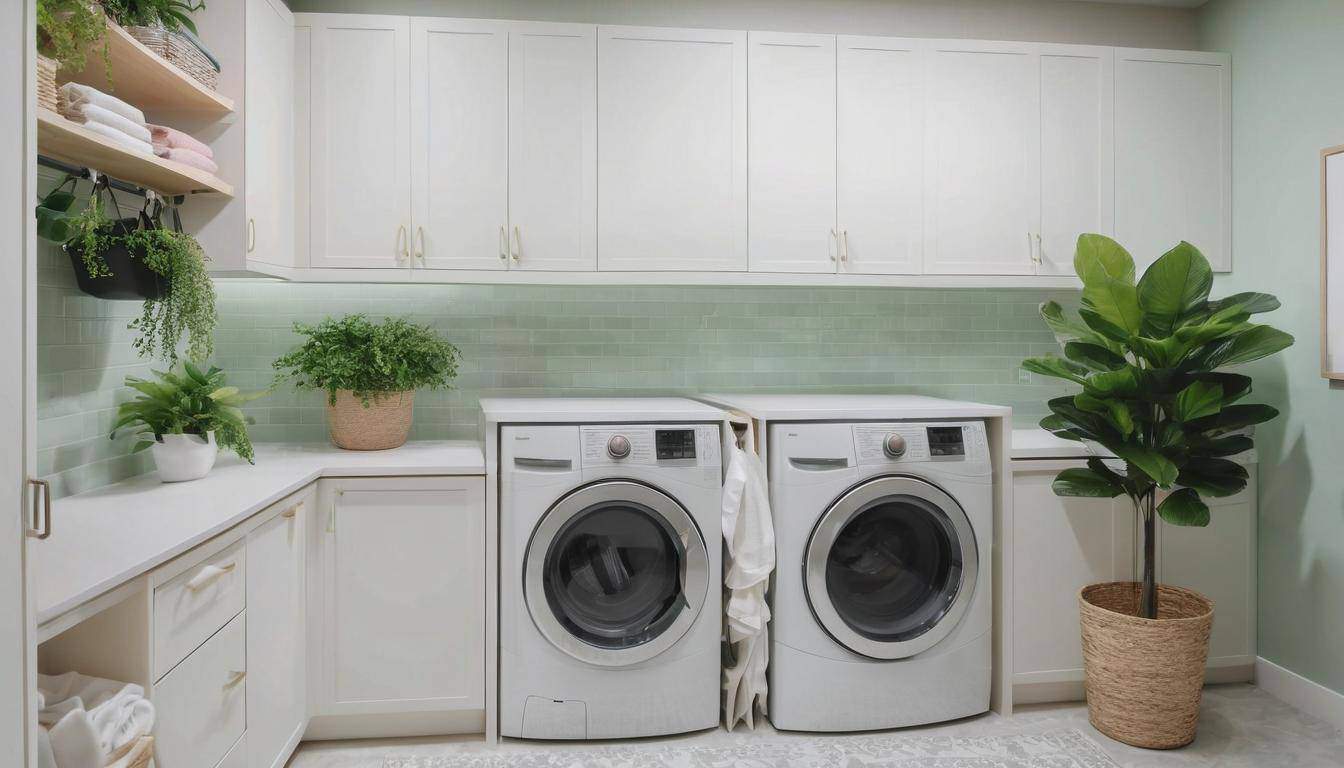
[{"left": 1322, "top": 144, "right": 1344, "bottom": 380}]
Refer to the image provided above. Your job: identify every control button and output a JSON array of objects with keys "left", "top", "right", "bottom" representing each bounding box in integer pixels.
[
  {"left": 607, "top": 435, "right": 632, "bottom": 459},
  {"left": 883, "top": 433, "right": 907, "bottom": 459}
]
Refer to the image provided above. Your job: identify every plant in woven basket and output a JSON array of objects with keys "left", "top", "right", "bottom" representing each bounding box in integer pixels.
[
  {"left": 103, "top": 0, "right": 205, "bottom": 35},
  {"left": 110, "top": 362, "right": 267, "bottom": 464},
  {"left": 37, "top": 0, "right": 111, "bottom": 75},
  {"left": 1022, "top": 234, "right": 1292, "bottom": 620}
]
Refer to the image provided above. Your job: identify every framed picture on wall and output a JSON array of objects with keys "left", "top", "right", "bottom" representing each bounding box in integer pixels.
[{"left": 1323, "top": 145, "right": 1344, "bottom": 380}]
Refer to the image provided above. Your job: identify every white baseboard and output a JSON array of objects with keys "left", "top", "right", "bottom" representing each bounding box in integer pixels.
[{"left": 1255, "top": 657, "right": 1344, "bottom": 732}]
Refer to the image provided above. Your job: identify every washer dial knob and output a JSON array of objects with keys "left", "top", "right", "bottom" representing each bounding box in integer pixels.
[
  {"left": 883, "top": 433, "right": 907, "bottom": 459},
  {"left": 607, "top": 434, "right": 632, "bottom": 459}
]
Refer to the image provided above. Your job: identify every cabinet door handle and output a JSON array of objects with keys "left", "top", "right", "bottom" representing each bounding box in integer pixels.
[
  {"left": 840, "top": 229, "right": 850, "bottom": 265},
  {"left": 186, "top": 561, "right": 237, "bottom": 592},
  {"left": 414, "top": 226, "right": 426, "bottom": 266},
  {"left": 498, "top": 225, "right": 508, "bottom": 264},
  {"left": 511, "top": 225, "right": 521, "bottom": 263},
  {"left": 26, "top": 478, "right": 51, "bottom": 540},
  {"left": 281, "top": 501, "right": 302, "bottom": 519},
  {"left": 1032, "top": 232, "right": 1044, "bottom": 272},
  {"left": 829, "top": 229, "right": 839, "bottom": 263},
  {"left": 223, "top": 671, "right": 247, "bottom": 690},
  {"left": 246, "top": 218, "right": 256, "bottom": 253},
  {"left": 327, "top": 489, "right": 343, "bottom": 533},
  {"left": 396, "top": 225, "right": 408, "bottom": 265}
]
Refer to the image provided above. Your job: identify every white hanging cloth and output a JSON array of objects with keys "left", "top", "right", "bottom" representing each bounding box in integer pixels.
[{"left": 720, "top": 418, "right": 775, "bottom": 731}]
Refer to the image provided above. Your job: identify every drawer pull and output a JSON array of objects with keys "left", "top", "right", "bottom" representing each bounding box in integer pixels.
[
  {"left": 281, "top": 502, "right": 302, "bottom": 519},
  {"left": 223, "top": 670, "right": 247, "bottom": 690},
  {"left": 186, "top": 562, "right": 237, "bottom": 592}
]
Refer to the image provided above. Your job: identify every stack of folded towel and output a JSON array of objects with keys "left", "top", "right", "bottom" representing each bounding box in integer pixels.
[
  {"left": 37, "top": 671, "right": 156, "bottom": 768},
  {"left": 146, "top": 123, "right": 218, "bottom": 174},
  {"left": 58, "top": 83, "right": 154, "bottom": 156}
]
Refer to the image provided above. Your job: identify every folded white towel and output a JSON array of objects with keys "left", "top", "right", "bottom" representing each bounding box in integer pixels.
[
  {"left": 74, "top": 120, "right": 156, "bottom": 156},
  {"left": 58, "top": 83, "right": 146, "bottom": 127},
  {"left": 65, "top": 103, "right": 153, "bottom": 145},
  {"left": 88, "top": 684, "right": 155, "bottom": 757},
  {"left": 48, "top": 708, "right": 102, "bottom": 768},
  {"left": 37, "top": 727, "right": 57, "bottom": 768},
  {"left": 39, "top": 672, "right": 157, "bottom": 762}
]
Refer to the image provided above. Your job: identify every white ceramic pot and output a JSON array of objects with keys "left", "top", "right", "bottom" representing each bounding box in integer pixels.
[{"left": 151, "top": 431, "right": 219, "bottom": 482}]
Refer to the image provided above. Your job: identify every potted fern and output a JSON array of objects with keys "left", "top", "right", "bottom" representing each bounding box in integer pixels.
[
  {"left": 1022, "top": 234, "right": 1292, "bottom": 749},
  {"left": 272, "top": 315, "right": 461, "bottom": 450},
  {"left": 111, "top": 363, "right": 268, "bottom": 482}
]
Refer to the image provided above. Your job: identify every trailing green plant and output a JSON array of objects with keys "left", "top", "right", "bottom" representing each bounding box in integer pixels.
[
  {"left": 103, "top": 0, "right": 205, "bottom": 35},
  {"left": 110, "top": 362, "right": 268, "bottom": 463},
  {"left": 272, "top": 315, "right": 461, "bottom": 406},
  {"left": 37, "top": 0, "right": 111, "bottom": 75},
  {"left": 1022, "top": 234, "right": 1293, "bottom": 619},
  {"left": 124, "top": 227, "right": 217, "bottom": 363},
  {"left": 37, "top": 181, "right": 117, "bottom": 278}
]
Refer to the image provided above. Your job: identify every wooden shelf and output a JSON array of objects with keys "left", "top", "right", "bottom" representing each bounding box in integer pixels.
[
  {"left": 61, "top": 21, "right": 234, "bottom": 117},
  {"left": 37, "top": 109, "right": 233, "bottom": 197}
]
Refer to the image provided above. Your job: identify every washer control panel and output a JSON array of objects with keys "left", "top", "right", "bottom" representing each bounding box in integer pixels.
[
  {"left": 854, "top": 421, "right": 987, "bottom": 466},
  {"left": 581, "top": 424, "right": 720, "bottom": 468}
]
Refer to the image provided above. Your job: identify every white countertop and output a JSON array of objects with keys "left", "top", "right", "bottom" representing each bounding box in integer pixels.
[
  {"left": 479, "top": 397, "right": 726, "bottom": 423},
  {"left": 32, "top": 441, "right": 484, "bottom": 626},
  {"left": 701, "top": 393, "right": 1012, "bottom": 422},
  {"left": 1011, "top": 428, "right": 1098, "bottom": 459}
]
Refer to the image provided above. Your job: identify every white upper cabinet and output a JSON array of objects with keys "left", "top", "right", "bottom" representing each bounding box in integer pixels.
[
  {"left": 598, "top": 26, "right": 748, "bottom": 272},
  {"left": 244, "top": 0, "right": 295, "bottom": 269},
  {"left": 837, "top": 36, "right": 926, "bottom": 275},
  {"left": 1115, "top": 49, "right": 1231, "bottom": 272},
  {"left": 307, "top": 14, "right": 412, "bottom": 269},
  {"left": 507, "top": 22, "right": 597, "bottom": 272},
  {"left": 1037, "top": 45, "right": 1113, "bottom": 276},
  {"left": 923, "top": 40, "right": 1040, "bottom": 275},
  {"left": 748, "top": 32, "right": 837, "bottom": 274},
  {"left": 410, "top": 18, "right": 509, "bottom": 271}
]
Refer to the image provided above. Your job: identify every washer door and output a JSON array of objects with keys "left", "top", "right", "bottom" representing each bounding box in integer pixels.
[
  {"left": 805, "top": 475, "right": 979, "bottom": 660},
  {"left": 524, "top": 480, "right": 709, "bottom": 667}
]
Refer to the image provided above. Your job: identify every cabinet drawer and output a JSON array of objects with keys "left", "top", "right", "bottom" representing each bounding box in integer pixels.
[
  {"left": 154, "top": 612, "right": 247, "bottom": 768},
  {"left": 154, "top": 540, "right": 246, "bottom": 681}
]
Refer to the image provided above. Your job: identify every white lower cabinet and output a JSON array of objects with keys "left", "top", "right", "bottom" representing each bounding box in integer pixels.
[
  {"left": 311, "top": 476, "right": 486, "bottom": 717},
  {"left": 153, "top": 612, "right": 248, "bottom": 768}
]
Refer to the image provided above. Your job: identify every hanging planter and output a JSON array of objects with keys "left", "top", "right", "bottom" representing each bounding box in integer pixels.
[{"left": 65, "top": 215, "right": 169, "bottom": 300}]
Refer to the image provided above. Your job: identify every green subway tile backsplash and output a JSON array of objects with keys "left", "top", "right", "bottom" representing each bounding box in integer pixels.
[{"left": 38, "top": 276, "right": 1079, "bottom": 498}]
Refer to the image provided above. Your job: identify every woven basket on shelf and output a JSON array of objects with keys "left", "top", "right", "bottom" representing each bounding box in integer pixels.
[
  {"left": 125, "top": 23, "right": 218, "bottom": 90},
  {"left": 108, "top": 735, "right": 153, "bottom": 768},
  {"left": 326, "top": 390, "right": 415, "bottom": 451},
  {"left": 37, "top": 54, "right": 59, "bottom": 112},
  {"left": 1079, "top": 582, "right": 1214, "bottom": 750}
]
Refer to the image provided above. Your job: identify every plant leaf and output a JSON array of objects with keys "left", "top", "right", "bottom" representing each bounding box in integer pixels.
[
  {"left": 1052, "top": 467, "right": 1124, "bottom": 498},
  {"left": 1158, "top": 488, "right": 1210, "bottom": 526},
  {"left": 1083, "top": 368, "right": 1141, "bottom": 398},
  {"left": 1189, "top": 433, "right": 1254, "bottom": 457},
  {"left": 1177, "top": 457, "right": 1249, "bottom": 497},
  {"left": 1022, "top": 356, "right": 1089, "bottom": 384},
  {"left": 1075, "top": 234, "right": 1143, "bottom": 338},
  {"left": 1187, "top": 403, "right": 1279, "bottom": 435},
  {"left": 1173, "top": 380, "right": 1223, "bottom": 422},
  {"left": 1138, "top": 241, "right": 1213, "bottom": 337},
  {"left": 1199, "top": 325, "right": 1295, "bottom": 369},
  {"left": 1206, "top": 291, "right": 1281, "bottom": 316},
  {"left": 1064, "top": 341, "right": 1127, "bottom": 371},
  {"left": 1111, "top": 443, "right": 1179, "bottom": 488}
]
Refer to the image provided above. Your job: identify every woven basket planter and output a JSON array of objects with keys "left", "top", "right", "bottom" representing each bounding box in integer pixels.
[
  {"left": 1079, "top": 582, "right": 1214, "bottom": 749},
  {"left": 326, "top": 390, "right": 414, "bottom": 450},
  {"left": 125, "top": 23, "right": 219, "bottom": 90},
  {"left": 37, "top": 54, "right": 59, "bottom": 112}
]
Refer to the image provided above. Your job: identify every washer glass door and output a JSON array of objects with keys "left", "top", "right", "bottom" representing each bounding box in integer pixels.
[
  {"left": 526, "top": 480, "right": 709, "bottom": 666},
  {"left": 805, "top": 475, "right": 978, "bottom": 660}
]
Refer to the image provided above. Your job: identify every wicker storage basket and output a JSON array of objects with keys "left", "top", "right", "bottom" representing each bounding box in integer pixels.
[
  {"left": 108, "top": 735, "right": 153, "bottom": 768},
  {"left": 326, "top": 390, "right": 414, "bottom": 450},
  {"left": 1079, "top": 582, "right": 1214, "bottom": 749},
  {"left": 37, "top": 54, "right": 59, "bottom": 112},
  {"left": 125, "top": 23, "right": 218, "bottom": 90}
]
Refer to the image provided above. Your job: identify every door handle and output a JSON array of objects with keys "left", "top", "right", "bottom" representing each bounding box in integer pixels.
[
  {"left": 223, "top": 671, "right": 247, "bottom": 690},
  {"left": 186, "top": 561, "right": 237, "bottom": 592},
  {"left": 413, "top": 226, "right": 426, "bottom": 266},
  {"left": 513, "top": 457, "right": 573, "bottom": 470},
  {"left": 511, "top": 225, "right": 521, "bottom": 263},
  {"left": 281, "top": 501, "right": 301, "bottom": 519},
  {"left": 246, "top": 218, "right": 256, "bottom": 253},
  {"left": 26, "top": 478, "right": 51, "bottom": 540},
  {"left": 1032, "top": 232, "right": 1043, "bottom": 272},
  {"left": 789, "top": 457, "right": 850, "bottom": 470},
  {"left": 396, "top": 225, "right": 408, "bottom": 265},
  {"left": 498, "top": 225, "right": 508, "bottom": 265},
  {"left": 327, "top": 489, "right": 343, "bottom": 534},
  {"left": 829, "top": 229, "right": 839, "bottom": 264},
  {"left": 840, "top": 229, "right": 850, "bottom": 266}
]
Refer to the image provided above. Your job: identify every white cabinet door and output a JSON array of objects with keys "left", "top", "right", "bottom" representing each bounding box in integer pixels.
[
  {"left": 1037, "top": 44, "right": 1113, "bottom": 276},
  {"left": 1012, "top": 463, "right": 1134, "bottom": 701},
  {"left": 411, "top": 18, "right": 509, "bottom": 271},
  {"left": 923, "top": 40, "right": 1039, "bottom": 275},
  {"left": 1115, "top": 49, "right": 1231, "bottom": 272},
  {"left": 508, "top": 22, "right": 597, "bottom": 272},
  {"left": 598, "top": 26, "right": 747, "bottom": 272},
  {"left": 245, "top": 493, "right": 308, "bottom": 768},
  {"left": 244, "top": 0, "right": 295, "bottom": 269},
  {"left": 836, "top": 36, "right": 925, "bottom": 276},
  {"left": 316, "top": 476, "right": 485, "bottom": 715},
  {"left": 308, "top": 14, "right": 412, "bottom": 269},
  {"left": 748, "top": 32, "right": 836, "bottom": 274}
]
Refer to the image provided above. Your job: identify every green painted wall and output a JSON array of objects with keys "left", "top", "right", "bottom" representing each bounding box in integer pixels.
[{"left": 1199, "top": 0, "right": 1344, "bottom": 695}]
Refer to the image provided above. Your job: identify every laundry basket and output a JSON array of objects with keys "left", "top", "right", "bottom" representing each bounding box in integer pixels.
[
  {"left": 109, "top": 735, "right": 154, "bottom": 768},
  {"left": 125, "top": 23, "right": 218, "bottom": 90}
]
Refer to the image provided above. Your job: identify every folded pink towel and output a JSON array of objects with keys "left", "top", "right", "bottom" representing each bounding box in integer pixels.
[
  {"left": 159, "top": 147, "right": 219, "bottom": 174},
  {"left": 145, "top": 124, "right": 213, "bottom": 159}
]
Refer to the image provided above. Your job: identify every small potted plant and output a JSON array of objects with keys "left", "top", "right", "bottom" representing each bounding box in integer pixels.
[
  {"left": 111, "top": 363, "right": 268, "bottom": 482},
  {"left": 272, "top": 315, "right": 461, "bottom": 451},
  {"left": 1022, "top": 234, "right": 1292, "bottom": 749},
  {"left": 37, "top": 0, "right": 110, "bottom": 77}
]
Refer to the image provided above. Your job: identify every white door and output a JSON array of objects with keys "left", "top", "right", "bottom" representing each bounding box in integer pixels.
[
  {"left": 923, "top": 40, "right": 1039, "bottom": 275},
  {"left": 747, "top": 32, "right": 836, "bottom": 274},
  {"left": 411, "top": 18, "right": 509, "bottom": 271},
  {"left": 1037, "top": 44, "right": 1113, "bottom": 276},
  {"left": 1115, "top": 49, "right": 1231, "bottom": 272},
  {"left": 837, "top": 35, "right": 925, "bottom": 275},
  {"left": 308, "top": 14, "right": 412, "bottom": 269},
  {"left": 246, "top": 494, "right": 307, "bottom": 768},
  {"left": 244, "top": 0, "right": 295, "bottom": 268},
  {"left": 507, "top": 22, "right": 597, "bottom": 272},
  {"left": 317, "top": 477, "right": 485, "bottom": 715},
  {"left": 598, "top": 26, "right": 747, "bottom": 272}
]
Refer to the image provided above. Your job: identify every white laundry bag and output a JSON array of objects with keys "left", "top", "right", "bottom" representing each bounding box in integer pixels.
[{"left": 720, "top": 420, "right": 775, "bottom": 730}]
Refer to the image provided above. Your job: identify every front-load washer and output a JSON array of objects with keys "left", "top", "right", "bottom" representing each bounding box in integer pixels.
[
  {"left": 495, "top": 398, "right": 725, "bottom": 740},
  {"left": 703, "top": 394, "right": 995, "bottom": 732}
]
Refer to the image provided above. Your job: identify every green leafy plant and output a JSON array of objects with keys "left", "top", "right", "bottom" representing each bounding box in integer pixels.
[
  {"left": 37, "top": 182, "right": 117, "bottom": 278},
  {"left": 103, "top": 0, "right": 205, "bottom": 35},
  {"left": 110, "top": 362, "right": 268, "bottom": 463},
  {"left": 37, "top": 0, "right": 110, "bottom": 75},
  {"left": 124, "top": 227, "right": 217, "bottom": 363},
  {"left": 272, "top": 315, "right": 462, "bottom": 405},
  {"left": 1022, "top": 234, "right": 1293, "bottom": 619}
]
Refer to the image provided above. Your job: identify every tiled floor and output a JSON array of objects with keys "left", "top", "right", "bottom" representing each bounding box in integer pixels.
[{"left": 288, "top": 684, "right": 1344, "bottom": 767}]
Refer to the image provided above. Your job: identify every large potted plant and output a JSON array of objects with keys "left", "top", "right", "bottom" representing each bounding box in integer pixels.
[
  {"left": 110, "top": 363, "right": 268, "bottom": 482},
  {"left": 1022, "top": 234, "right": 1292, "bottom": 749},
  {"left": 272, "top": 315, "right": 461, "bottom": 451}
]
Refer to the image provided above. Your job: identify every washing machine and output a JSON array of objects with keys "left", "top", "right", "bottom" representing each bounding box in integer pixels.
[
  {"left": 495, "top": 398, "right": 725, "bottom": 740},
  {"left": 704, "top": 394, "right": 995, "bottom": 732}
]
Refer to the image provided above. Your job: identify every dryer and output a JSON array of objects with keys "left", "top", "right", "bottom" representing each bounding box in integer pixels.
[{"left": 494, "top": 398, "right": 725, "bottom": 740}]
